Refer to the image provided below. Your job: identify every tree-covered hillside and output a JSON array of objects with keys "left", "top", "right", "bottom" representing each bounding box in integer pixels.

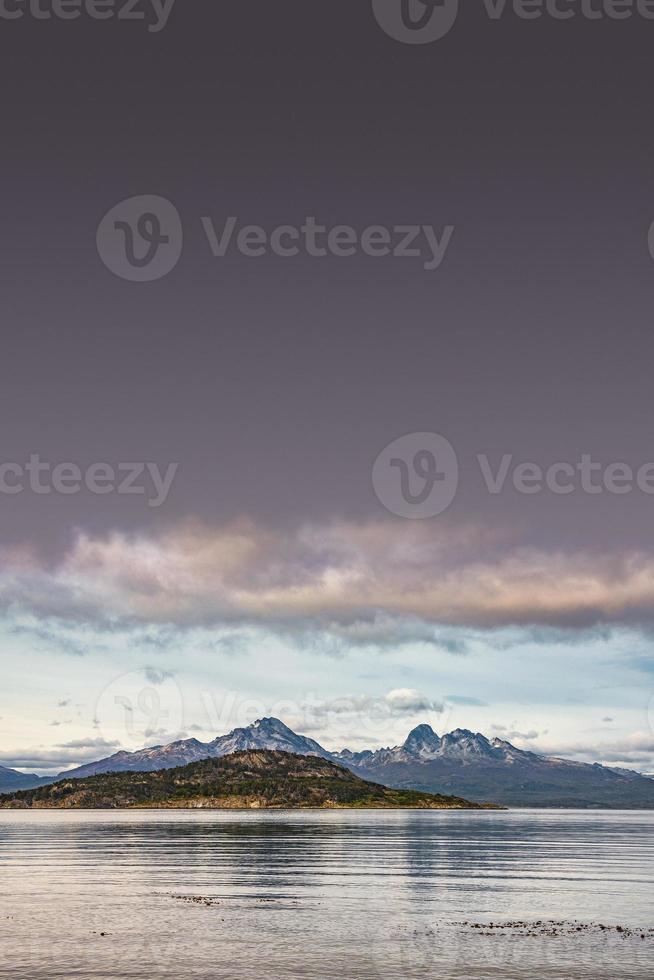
[{"left": 0, "top": 750, "right": 496, "bottom": 810}]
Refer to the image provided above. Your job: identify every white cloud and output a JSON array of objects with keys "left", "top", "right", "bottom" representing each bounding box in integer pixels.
[{"left": 385, "top": 688, "right": 441, "bottom": 713}]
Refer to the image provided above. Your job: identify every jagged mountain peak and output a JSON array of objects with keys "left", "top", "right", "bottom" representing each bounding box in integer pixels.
[
  {"left": 448, "top": 727, "right": 489, "bottom": 741},
  {"left": 438, "top": 728, "right": 489, "bottom": 745},
  {"left": 490, "top": 737, "right": 512, "bottom": 748},
  {"left": 406, "top": 723, "right": 439, "bottom": 741},
  {"left": 252, "top": 717, "right": 296, "bottom": 735},
  {"left": 440, "top": 729, "right": 495, "bottom": 753},
  {"left": 403, "top": 724, "right": 441, "bottom": 758},
  {"left": 213, "top": 717, "right": 299, "bottom": 743},
  {"left": 209, "top": 716, "right": 333, "bottom": 760}
]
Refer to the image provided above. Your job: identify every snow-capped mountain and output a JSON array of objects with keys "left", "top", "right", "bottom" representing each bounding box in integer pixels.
[
  {"left": 19, "top": 718, "right": 654, "bottom": 808},
  {"left": 335, "top": 724, "right": 654, "bottom": 808},
  {"left": 62, "top": 738, "right": 214, "bottom": 779},
  {"left": 333, "top": 725, "right": 511, "bottom": 767},
  {"left": 61, "top": 717, "right": 332, "bottom": 780},
  {"left": 334, "top": 725, "right": 569, "bottom": 769},
  {"left": 402, "top": 723, "right": 442, "bottom": 759},
  {"left": 209, "top": 717, "right": 333, "bottom": 759}
]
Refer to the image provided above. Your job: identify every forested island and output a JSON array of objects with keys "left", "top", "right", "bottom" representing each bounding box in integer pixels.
[{"left": 0, "top": 749, "right": 498, "bottom": 810}]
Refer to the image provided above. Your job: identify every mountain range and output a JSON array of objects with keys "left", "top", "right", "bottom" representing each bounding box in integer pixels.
[
  {"left": 3, "top": 717, "right": 654, "bottom": 808},
  {"left": 333, "top": 724, "right": 654, "bottom": 808},
  {"left": 0, "top": 750, "right": 492, "bottom": 811}
]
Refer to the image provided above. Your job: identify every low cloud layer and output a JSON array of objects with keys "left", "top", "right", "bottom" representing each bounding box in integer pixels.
[
  {"left": 539, "top": 732, "right": 654, "bottom": 769},
  {"left": 0, "top": 737, "right": 119, "bottom": 773},
  {"left": 296, "top": 688, "right": 444, "bottom": 726},
  {"left": 3, "top": 519, "right": 654, "bottom": 635}
]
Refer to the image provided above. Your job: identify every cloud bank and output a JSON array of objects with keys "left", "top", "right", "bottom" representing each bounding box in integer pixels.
[{"left": 2, "top": 519, "right": 654, "bottom": 634}]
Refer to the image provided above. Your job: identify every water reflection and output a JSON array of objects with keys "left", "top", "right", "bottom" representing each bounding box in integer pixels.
[{"left": 0, "top": 809, "right": 652, "bottom": 979}]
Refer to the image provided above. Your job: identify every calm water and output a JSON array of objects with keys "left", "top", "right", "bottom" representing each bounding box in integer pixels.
[{"left": 0, "top": 809, "right": 652, "bottom": 979}]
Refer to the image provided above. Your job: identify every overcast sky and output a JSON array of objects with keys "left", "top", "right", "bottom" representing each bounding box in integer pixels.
[{"left": 1, "top": 2, "right": 654, "bottom": 775}]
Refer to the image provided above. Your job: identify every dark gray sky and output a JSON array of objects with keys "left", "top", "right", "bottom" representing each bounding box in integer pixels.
[
  {"left": 2, "top": 2, "right": 654, "bottom": 773},
  {"left": 0, "top": 3, "right": 653, "bottom": 548}
]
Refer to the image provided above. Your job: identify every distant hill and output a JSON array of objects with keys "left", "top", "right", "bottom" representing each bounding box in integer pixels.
[
  {"left": 0, "top": 750, "right": 492, "bottom": 810},
  {"left": 0, "top": 765, "right": 51, "bottom": 795}
]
